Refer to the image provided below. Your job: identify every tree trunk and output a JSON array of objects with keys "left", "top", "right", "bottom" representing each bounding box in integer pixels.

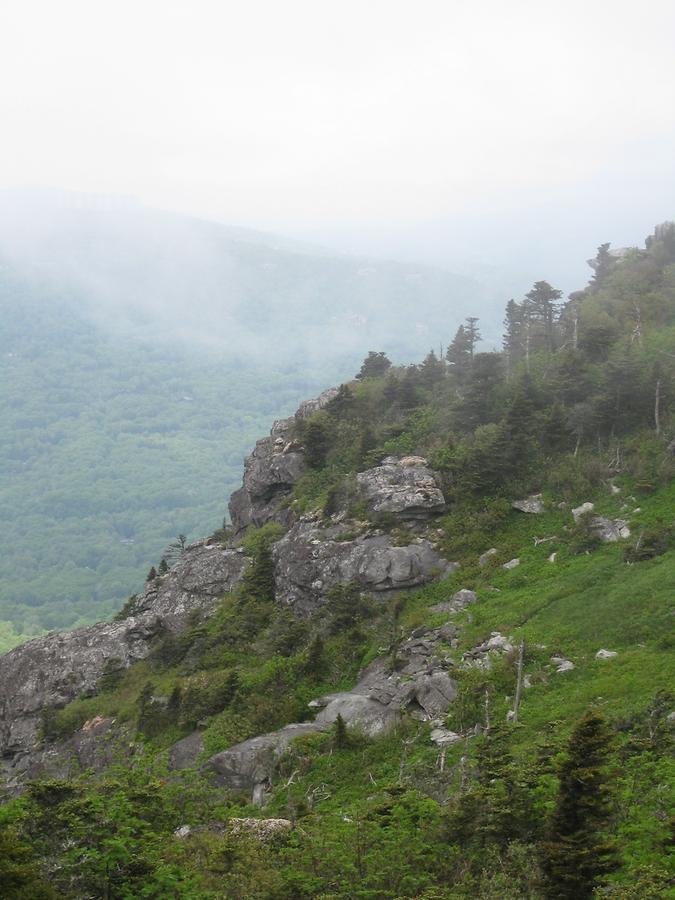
[
  {"left": 655, "top": 378, "right": 661, "bottom": 436},
  {"left": 512, "top": 639, "right": 525, "bottom": 723}
]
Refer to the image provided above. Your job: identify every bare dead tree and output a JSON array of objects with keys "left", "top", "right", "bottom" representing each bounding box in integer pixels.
[{"left": 512, "top": 639, "right": 526, "bottom": 723}]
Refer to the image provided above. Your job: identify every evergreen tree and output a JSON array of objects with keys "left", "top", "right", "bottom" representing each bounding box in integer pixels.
[
  {"left": 503, "top": 299, "right": 525, "bottom": 376},
  {"left": 303, "top": 416, "right": 331, "bottom": 468},
  {"left": 464, "top": 316, "right": 482, "bottom": 359},
  {"left": 589, "top": 242, "right": 616, "bottom": 289},
  {"left": 382, "top": 372, "right": 400, "bottom": 407},
  {"left": 456, "top": 352, "right": 503, "bottom": 430},
  {"left": 305, "top": 634, "right": 326, "bottom": 677},
  {"left": 397, "top": 366, "right": 422, "bottom": 409},
  {"left": 334, "top": 713, "right": 350, "bottom": 749},
  {"left": 524, "top": 281, "right": 563, "bottom": 353},
  {"left": 446, "top": 324, "right": 472, "bottom": 382},
  {"left": 419, "top": 349, "right": 445, "bottom": 389},
  {"left": 158, "top": 558, "right": 169, "bottom": 575},
  {"left": 146, "top": 566, "right": 157, "bottom": 582},
  {"left": 326, "top": 384, "right": 356, "bottom": 418},
  {"left": 540, "top": 710, "right": 618, "bottom": 899},
  {"left": 356, "top": 351, "right": 392, "bottom": 380}
]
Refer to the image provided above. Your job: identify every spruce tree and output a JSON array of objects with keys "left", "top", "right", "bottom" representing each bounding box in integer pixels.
[
  {"left": 419, "top": 349, "right": 445, "bottom": 389},
  {"left": 464, "top": 316, "right": 482, "bottom": 359},
  {"left": 503, "top": 299, "right": 524, "bottom": 376},
  {"left": 540, "top": 710, "right": 618, "bottom": 899},
  {"left": 355, "top": 351, "right": 391, "bottom": 380},
  {"left": 524, "top": 281, "right": 563, "bottom": 353},
  {"left": 146, "top": 566, "right": 157, "bottom": 582},
  {"left": 446, "top": 324, "right": 472, "bottom": 382},
  {"left": 334, "top": 713, "right": 350, "bottom": 749},
  {"left": 158, "top": 558, "right": 169, "bottom": 575}
]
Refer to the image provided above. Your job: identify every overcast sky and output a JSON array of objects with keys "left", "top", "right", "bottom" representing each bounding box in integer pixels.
[{"left": 1, "top": 0, "right": 674, "bottom": 286}]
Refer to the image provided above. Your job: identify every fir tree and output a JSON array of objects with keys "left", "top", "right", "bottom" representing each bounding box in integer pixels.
[
  {"left": 334, "top": 713, "right": 350, "bottom": 749},
  {"left": 355, "top": 351, "right": 391, "bottom": 380},
  {"left": 446, "top": 324, "right": 472, "bottom": 382},
  {"left": 146, "top": 566, "right": 157, "bottom": 582},
  {"left": 540, "top": 710, "right": 618, "bottom": 899},
  {"left": 503, "top": 299, "right": 525, "bottom": 376},
  {"left": 158, "top": 558, "right": 169, "bottom": 575},
  {"left": 419, "top": 349, "right": 445, "bottom": 389},
  {"left": 305, "top": 634, "right": 326, "bottom": 677},
  {"left": 303, "top": 416, "right": 330, "bottom": 468},
  {"left": 464, "top": 316, "right": 482, "bottom": 359},
  {"left": 524, "top": 281, "right": 563, "bottom": 353}
]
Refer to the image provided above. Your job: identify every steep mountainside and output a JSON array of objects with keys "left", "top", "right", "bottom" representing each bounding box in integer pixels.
[
  {"left": 0, "top": 198, "right": 489, "bottom": 648},
  {"left": 0, "top": 225, "right": 674, "bottom": 898}
]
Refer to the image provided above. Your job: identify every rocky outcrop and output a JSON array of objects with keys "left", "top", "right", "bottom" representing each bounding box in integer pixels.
[
  {"left": 0, "top": 540, "right": 249, "bottom": 785},
  {"left": 206, "top": 619, "right": 459, "bottom": 803},
  {"left": 571, "top": 502, "right": 630, "bottom": 541},
  {"left": 272, "top": 518, "right": 453, "bottom": 616},
  {"left": 210, "top": 723, "right": 322, "bottom": 803},
  {"left": 356, "top": 456, "right": 446, "bottom": 519},
  {"left": 228, "top": 387, "right": 339, "bottom": 534},
  {"left": 512, "top": 494, "right": 544, "bottom": 514},
  {"left": 129, "top": 540, "right": 250, "bottom": 626}
]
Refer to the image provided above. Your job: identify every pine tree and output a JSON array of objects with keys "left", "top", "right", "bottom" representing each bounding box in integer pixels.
[
  {"left": 589, "top": 242, "right": 616, "bottom": 289},
  {"left": 305, "top": 634, "right": 326, "bottom": 677},
  {"left": 419, "top": 349, "right": 445, "bottom": 389},
  {"left": 524, "top": 281, "right": 563, "bottom": 353},
  {"left": 146, "top": 566, "right": 157, "bottom": 582},
  {"left": 464, "top": 316, "right": 482, "bottom": 359},
  {"left": 456, "top": 352, "right": 503, "bottom": 430},
  {"left": 158, "top": 558, "right": 169, "bottom": 575},
  {"left": 326, "top": 384, "right": 356, "bottom": 418},
  {"left": 446, "top": 324, "right": 472, "bottom": 382},
  {"left": 334, "top": 713, "right": 350, "bottom": 749},
  {"left": 503, "top": 299, "right": 525, "bottom": 376},
  {"left": 303, "top": 416, "right": 331, "bottom": 468},
  {"left": 382, "top": 372, "right": 399, "bottom": 407},
  {"left": 355, "top": 351, "right": 392, "bottom": 380},
  {"left": 540, "top": 710, "right": 618, "bottom": 899}
]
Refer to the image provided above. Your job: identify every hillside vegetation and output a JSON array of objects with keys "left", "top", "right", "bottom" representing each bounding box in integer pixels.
[
  {"left": 1, "top": 224, "right": 674, "bottom": 898},
  {"left": 0, "top": 202, "right": 487, "bottom": 649}
]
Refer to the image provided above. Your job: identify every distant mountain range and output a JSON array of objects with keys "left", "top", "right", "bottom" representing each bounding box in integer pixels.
[{"left": 0, "top": 194, "right": 495, "bottom": 648}]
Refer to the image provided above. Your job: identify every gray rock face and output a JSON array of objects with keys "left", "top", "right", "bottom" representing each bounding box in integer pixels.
[
  {"left": 512, "top": 494, "right": 544, "bottom": 514},
  {"left": 131, "top": 540, "right": 250, "bottom": 627},
  {"left": 169, "top": 731, "right": 205, "bottom": 770},
  {"left": 272, "top": 518, "right": 453, "bottom": 616},
  {"left": 589, "top": 517, "right": 630, "bottom": 542},
  {"left": 207, "top": 620, "right": 459, "bottom": 803},
  {"left": 356, "top": 456, "right": 446, "bottom": 519},
  {"left": 228, "top": 388, "right": 339, "bottom": 534},
  {"left": 209, "top": 722, "right": 323, "bottom": 801},
  {"left": 0, "top": 540, "right": 248, "bottom": 785}
]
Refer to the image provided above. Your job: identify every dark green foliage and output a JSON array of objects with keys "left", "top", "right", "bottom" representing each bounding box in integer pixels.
[
  {"left": 304, "top": 633, "right": 326, "bottom": 677},
  {"left": 158, "top": 557, "right": 169, "bottom": 575},
  {"left": 540, "top": 710, "right": 619, "bottom": 898},
  {"left": 302, "top": 414, "right": 331, "bottom": 468},
  {"left": 333, "top": 713, "right": 350, "bottom": 749},
  {"left": 446, "top": 322, "right": 472, "bottom": 381},
  {"left": 525, "top": 280, "right": 563, "bottom": 353},
  {"left": 145, "top": 566, "right": 157, "bottom": 582},
  {"left": 623, "top": 522, "right": 674, "bottom": 562},
  {"left": 98, "top": 656, "right": 125, "bottom": 693},
  {"left": 355, "top": 350, "right": 392, "bottom": 380},
  {"left": 0, "top": 824, "right": 57, "bottom": 899}
]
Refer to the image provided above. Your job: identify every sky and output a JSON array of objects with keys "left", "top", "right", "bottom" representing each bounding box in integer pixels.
[{"left": 1, "top": 0, "right": 674, "bottom": 289}]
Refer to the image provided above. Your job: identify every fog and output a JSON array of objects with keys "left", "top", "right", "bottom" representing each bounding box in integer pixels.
[{"left": 1, "top": 1, "right": 674, "bottom": 331}]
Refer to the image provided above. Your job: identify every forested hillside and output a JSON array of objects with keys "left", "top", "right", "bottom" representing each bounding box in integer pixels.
[
  {"left": 1, "top": 223, "right": 673, "bottom": 898},
  {"left": 0, "top": 200, "right": 488, "bottom": 650}
]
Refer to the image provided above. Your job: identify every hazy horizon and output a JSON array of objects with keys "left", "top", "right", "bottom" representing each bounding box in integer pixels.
[{"left": 1, "top": 1, "right": 674, "bottom": 298}]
